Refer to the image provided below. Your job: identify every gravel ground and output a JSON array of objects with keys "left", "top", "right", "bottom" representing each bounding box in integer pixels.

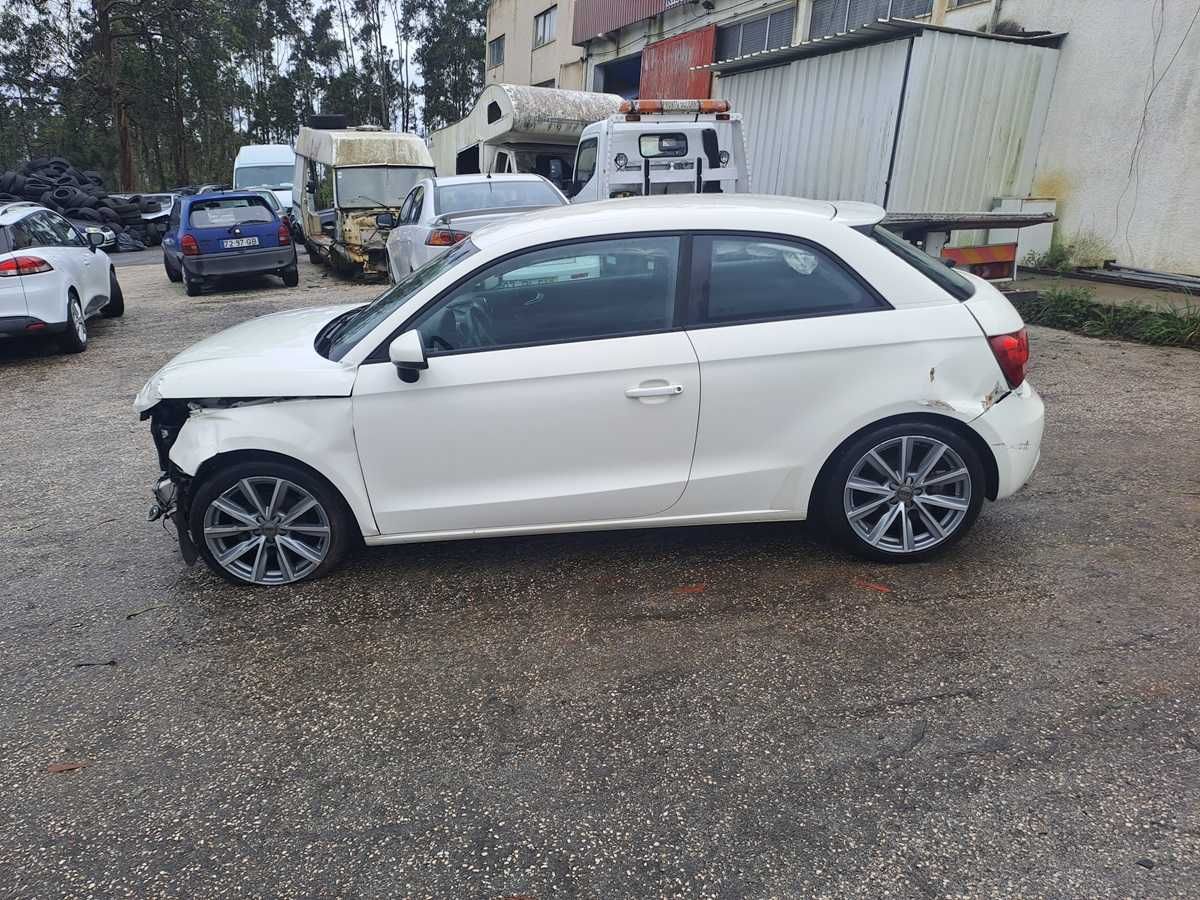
[{"left": 1, "top": 258, "right": 1198, "bottom": 899}]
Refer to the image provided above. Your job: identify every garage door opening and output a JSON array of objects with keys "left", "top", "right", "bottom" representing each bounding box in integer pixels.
[{"left": 594, "top": 53, "right": 642, "bottom": 100}]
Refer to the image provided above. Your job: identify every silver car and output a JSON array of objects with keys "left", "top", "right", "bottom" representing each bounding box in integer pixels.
[{"left": 384, "top": 174, "right": 567, "bottom": 282}]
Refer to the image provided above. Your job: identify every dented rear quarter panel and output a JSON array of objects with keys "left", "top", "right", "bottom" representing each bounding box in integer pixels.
[{"left": 169, "top": 398, "right": 380, "bottom": 537}]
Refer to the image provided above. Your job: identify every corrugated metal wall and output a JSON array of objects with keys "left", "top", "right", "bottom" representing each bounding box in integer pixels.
[
  {"left": 716, "top": 39, "right": 911, "bottom": 203},
  {"left": 887, "top": 30, "right": 1059, "bottom": 215},
  {"left": 714, "top": 29, "right": 1059, "bottom": 220},
  {"left": 573, "top": 0, "right": 670, "bottom": 45},
  {"left": 641, "top": 26, "right": 717, "bottom": 99}
]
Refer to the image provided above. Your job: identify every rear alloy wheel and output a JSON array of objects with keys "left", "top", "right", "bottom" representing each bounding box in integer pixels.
[
  {"left": 191, "top": 462, "right": 352, "bottom": 586},
  {"left": 59, "top": 292, "right": 88, "bottom": 353},
  {"left": 826, "top": 422, "right": 984, "bottom": 562}
]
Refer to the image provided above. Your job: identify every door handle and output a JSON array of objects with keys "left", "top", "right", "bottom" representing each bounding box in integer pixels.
[{"left": 625, "top": 384, "right": 683, "bottom": 399}]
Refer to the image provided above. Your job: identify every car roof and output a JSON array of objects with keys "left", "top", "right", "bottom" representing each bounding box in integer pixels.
[
  {"left": 432, "top": 173, "right": 550, "bottom": 187},
  {"left": 0, "top": 201, "right": 45, "bottom": 225},
  {"left": 234, "top": 144, "right": 295, "bottom": 165},
  {"left": 468, "top": 194, "right": 885, "bottom": 251}
]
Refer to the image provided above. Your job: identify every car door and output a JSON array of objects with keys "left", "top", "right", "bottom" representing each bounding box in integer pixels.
[
  {"left": 45, "top": 212, "right": 106, "bottom": 310},
  {"left": 678, "top": 232, "right": 902, "bottom": 514},
  {"left": 162, "top": 202, "right": 182, "bottom": 266},
  {"left": 352, "top": 234, "right": 700, "bottom": 536},
  {"left": 24, "top": 212, "right": 93, "bottom": 309}
]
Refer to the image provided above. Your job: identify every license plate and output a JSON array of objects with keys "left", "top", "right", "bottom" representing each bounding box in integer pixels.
[{"left": 222, "top": 236, "right": 259, "bottom": 249}]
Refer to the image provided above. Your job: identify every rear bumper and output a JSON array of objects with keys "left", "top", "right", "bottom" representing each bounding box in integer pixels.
[
  {"left": 0, "top": 315, "right": 67, "bottom": 336},
  {"left": 183, "top": 246, "right": 296, "bottom": 278},
  {"left": 969, "top": 381, "right": 1045, "bottom": 500}
]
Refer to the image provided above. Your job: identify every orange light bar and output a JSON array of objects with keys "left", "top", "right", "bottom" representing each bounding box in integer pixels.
[{"left": 617, "top": 99, "right": 731, "bottom": 115}]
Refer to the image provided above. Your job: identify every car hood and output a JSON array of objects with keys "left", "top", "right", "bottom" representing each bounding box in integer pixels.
[{"left": 134, "top": 304, "right": 361, "bottom": 412}]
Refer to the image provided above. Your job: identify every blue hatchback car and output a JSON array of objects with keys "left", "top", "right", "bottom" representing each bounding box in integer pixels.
[{"left": 161, "top": 191, "right": 298, "bottom": 296}]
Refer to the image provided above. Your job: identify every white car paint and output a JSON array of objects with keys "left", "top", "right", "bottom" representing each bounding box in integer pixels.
[
  {"left": 385, "top": 173, "right": 567, "bottom": 281},
  {"left": 138, "top": 194, "right": 1044, "bottom": 581},
  {"left": 0, "top": 201, "right": 114, "bottom": 340}
]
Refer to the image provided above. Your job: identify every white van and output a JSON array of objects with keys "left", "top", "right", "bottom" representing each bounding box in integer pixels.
[{"left": 233, "top": 145, "right": 296, "bottom": 214}]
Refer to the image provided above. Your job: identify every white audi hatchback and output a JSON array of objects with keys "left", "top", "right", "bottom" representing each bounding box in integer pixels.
[{"left": 136, "top": 196, "right": 1043, "bottom": 586}]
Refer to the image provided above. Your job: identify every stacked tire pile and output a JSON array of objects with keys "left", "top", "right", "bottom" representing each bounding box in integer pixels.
[{"left": 0, "top": 156, "right": 164, "bottom": 249}]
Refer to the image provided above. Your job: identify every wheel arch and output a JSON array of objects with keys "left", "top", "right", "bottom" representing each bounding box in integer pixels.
[
  {"left": 191, "top": 449, "right": 365, "bottom": 545},
  {"left": 806, "top": 412, "right": 1000, "bottom": 521}
]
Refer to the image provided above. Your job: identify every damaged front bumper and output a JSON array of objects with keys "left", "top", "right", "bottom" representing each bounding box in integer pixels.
[{"left": 148, "top": 470, "right": 198, "bottom": 565}]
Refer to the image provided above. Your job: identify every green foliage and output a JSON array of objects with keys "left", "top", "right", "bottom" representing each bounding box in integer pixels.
[
  {"left": 0, "top": 0, "right": 483, "bottom": 189},
  {"left": 1012, "top": 287, "right": 1200, "bottom": 349},
  {"left": 1023, "top": 230, "right": 1114, "bottom": 273}
]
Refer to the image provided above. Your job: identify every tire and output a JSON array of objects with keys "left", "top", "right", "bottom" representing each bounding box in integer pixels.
[
  {"left": 102, "top": 269, "right": 124, "bottom": 317},
  {"left": 164, "top": 256, "right": 182, "bottom": 282},
  {"left": 189, "top": 459, "right": 353, "bottom": 586},
  {"left": 821, "top": 419, "right": 986, "bottom": 563},
  {"left": 183, "top": 269, "right": 203, "bottom": 296},
  {"left": 58, "top": 290, "right": 88, "bottom": 353},
  {"left": 281, "top": 264, "right": 299, "bottom": 287},
  {"left": 306, "top": 243, "right": 321, "bottom": 265}
]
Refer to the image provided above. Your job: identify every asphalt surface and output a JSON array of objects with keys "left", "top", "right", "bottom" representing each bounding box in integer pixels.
[{"left": 1, "top": 258, "right": 1198, "bottom": 898}]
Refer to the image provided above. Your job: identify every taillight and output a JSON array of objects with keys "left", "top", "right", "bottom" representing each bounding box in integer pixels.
[
  {"left": 426, "top": 229, "right": 469, "bottom": 247},
  {"left": 181, "top": 234, "right": 200, "bottom": 256},
  {"left": 278, "top": 222, "right": 291, "bottom": 245},
  {"left": 0, "top": 256, "right": 53, "bottom": 276},
  {"left": 988, "top": 328, "right": 1030, "bottom": 388}
]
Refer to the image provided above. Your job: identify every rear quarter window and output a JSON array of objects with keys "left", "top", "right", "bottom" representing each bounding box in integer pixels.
[
  {"left": 870, "top": 224, "right": 975, "bottom": 300},
  {"left": 188, "top": 197, "right": 275, "bottom": 229}
]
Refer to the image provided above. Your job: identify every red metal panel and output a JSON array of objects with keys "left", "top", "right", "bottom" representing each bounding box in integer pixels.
[
  {"left": 573, "top": 0, "right": 675, "bottom": 45},
  {"left": 640, "top": 26, "right": 717, "bottom": 99}
]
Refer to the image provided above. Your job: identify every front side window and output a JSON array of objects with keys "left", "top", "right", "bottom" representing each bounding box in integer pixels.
[
  {"left": 533, "top": 6, "right": 557, "bottom": 48},
  {"left": 43, "top": 212, "right": 84, "bottom": 247},
  {"left": 411, "top": 235, "right": 679, "bottom": 354},
  {"left": 695, "top": 235, "right": 881, "bottom": 324},
  {"left": 488, "top": 35, "right": 505, "bottom": 66},
  {"left": 574, "top": 138, "right": 598, "bottom": 186},
  {"left": 870, "top": 224, "right": 975, "bottom": 300},
  {"left": 188, "top": 197, "right": 274, "bottom": 228}
]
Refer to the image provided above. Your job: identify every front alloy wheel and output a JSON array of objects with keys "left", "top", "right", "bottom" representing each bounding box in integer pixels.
[{"left": 202, "top": 477, "right": 331, "bottom": 584}]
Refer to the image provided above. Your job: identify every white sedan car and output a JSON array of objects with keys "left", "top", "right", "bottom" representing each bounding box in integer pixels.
[
  {"left": 384, "top": 173, "right": 567, "bottom": 281},
  {"left": 136, "top": 195, "right": 1043, "bottom": 586},
  {"left": 1, "top": 201, "right": 124, "bottom": 352}
]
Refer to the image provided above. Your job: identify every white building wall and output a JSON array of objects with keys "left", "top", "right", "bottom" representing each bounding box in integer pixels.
[{"left": 940, "top": 0, "right": 1200, "bottom": 271}]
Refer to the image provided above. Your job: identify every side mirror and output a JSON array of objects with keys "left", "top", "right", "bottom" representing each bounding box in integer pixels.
[
  {"left": 375, "top": 212, "right": 396, "bottom": 229},
  {"left": 87, "top": 231, "right": 105, "bottom": 250},
  {"left": 388, "top": 330, "right": 428, "bottom": 383},
  {"left": 548, "top": 158, "right": 565, "bottom": 187},
  {"left": 306, "top": 180, "right": 318, "bottom": 194}
]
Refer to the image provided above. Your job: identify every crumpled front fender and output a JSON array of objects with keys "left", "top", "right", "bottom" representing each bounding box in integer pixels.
[{"left": 170, "top": 398, "right": 379, "bottom": 537}]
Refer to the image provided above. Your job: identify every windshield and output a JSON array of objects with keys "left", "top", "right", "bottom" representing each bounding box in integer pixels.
[
  {"left": 188, "top": 197, "right": 274, "bottom": 228},
  {"left": 871, "top": 224, "right": 975, "bottom": 301},
  {"left": 335, "top": 166, "right": 433, "bottom": 209},
  {"left": 323, "top": 240, "right": 479, "bottom": 360},
  {"left": 234, "top": 165, "right": 293, "bottom": 189},
  {"left": 435, "top": 180, "right": 563, "bottom": 215}
]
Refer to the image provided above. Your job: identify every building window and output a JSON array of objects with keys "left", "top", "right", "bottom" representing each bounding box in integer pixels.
[
  {"left": 488, "top": 35, "right": 505, "bottom": 67},
  {"left": 809, "top": 0, "right": 934, "bottom": 38},
  {"left": 534, "top": 78, "right": 556, "bottom": 88},
  {"left": 716, "top": 7, "right": 796, "bottom": 61},
  {"left": 533, "top": 6, "right": 557, "bottom": 48}
]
